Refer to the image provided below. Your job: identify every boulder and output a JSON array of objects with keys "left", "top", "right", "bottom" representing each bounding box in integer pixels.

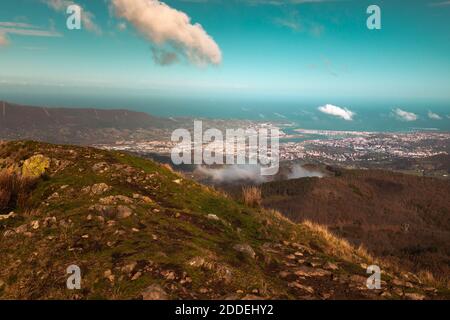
[
  {"left": 207, "top": 214, "right": 220, "bottom": 221},
  {"left": 233, "top": 243, "right": 256, "bottom": 259},
  {"left": 90, "top": 183, "right": 111, "bottom": 195},
  {"left": 89, "top": 205, "right": 116, "bottom": 219},
  {"left": 22, "top": 155, "right": 50, "bottom": 178},
  {"left": 92, "top": 162, "right": 108, "bottom": 172},
  {"left": 288, "top": 282, "right": 315, "bottom": 294},
  {"left": 323, "top": 261, "right": 339, "bottom": 271},
  {"left": 15, "top": 224, "right": 28, "bottom": 234},
  {"left": 0, "top": 211, "right": 15, "bottom": 221},
  {"left": 142, "top": 284, "right": 168, "bottom": 300},
  {"left": 404, "top": 292, "right": 426, "bottom": 300},
  {"left": 99, "top": 195, "right": 133, "bottom": 205},
  {"left": 117, "top": 205, "right": 133, "bottom": 219},
  {"left": 294, "top": 266, "right": 331, "bottom": 277}
]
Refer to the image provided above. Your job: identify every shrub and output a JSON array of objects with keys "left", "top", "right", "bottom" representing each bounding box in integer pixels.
[
  {"left": 242, "top": 186, "right": 262, "bottom": 208},
  {"left": 0, "top": 168, "right": 37, "bottom": 213},
  {"left": 0, "top": 169, "right": 15, "bottom": 211}
]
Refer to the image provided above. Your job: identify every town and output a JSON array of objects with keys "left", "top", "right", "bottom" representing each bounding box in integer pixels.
[{"left": 95, "top": 125, "right": 450, "bottom": 178}]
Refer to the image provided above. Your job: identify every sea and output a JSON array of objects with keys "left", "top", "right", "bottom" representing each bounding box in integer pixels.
[{"left": 1, "top": 89, "right": 449, "bottom": 133}]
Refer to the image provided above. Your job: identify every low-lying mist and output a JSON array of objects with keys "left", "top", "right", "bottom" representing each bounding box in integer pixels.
[
  {"left": 196, "top": 165, "right": 268, "bottom": 184},
  {"left": 195, "top": 164, "right": 323, "bottom": 184},
  {"left": 287, "top": 165, "right": 324, "bottom": 180}
]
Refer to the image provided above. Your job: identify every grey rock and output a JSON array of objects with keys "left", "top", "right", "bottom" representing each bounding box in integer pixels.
[
  {"left": 90, "top": 183, "right": 111, "bottom": 195},
  {"left": 233, "top": 243, "right": 256, "bottom": 259},
  {"left": 117, "top": 205, "right": 133, "bottom": 219},
  {"left": 142, "top": 284, "right": 168, "bottom": 300}
]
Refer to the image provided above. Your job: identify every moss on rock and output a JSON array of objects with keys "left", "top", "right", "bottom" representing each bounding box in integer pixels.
[{"left": 21, "top": 154, "right": 50, "bottom": 178}]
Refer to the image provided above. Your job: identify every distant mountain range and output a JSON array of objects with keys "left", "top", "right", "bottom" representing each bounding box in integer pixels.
[{"left": 0, "top": 101, "right": 174, "bottom": 144}]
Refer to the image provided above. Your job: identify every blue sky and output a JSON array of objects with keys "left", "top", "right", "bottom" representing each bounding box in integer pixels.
[{"left": 0, "top": 0, "right": 450, "bottom": 105}]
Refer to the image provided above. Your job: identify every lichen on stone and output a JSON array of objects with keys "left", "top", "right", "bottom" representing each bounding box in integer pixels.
[{"left": 21, "top": 154, "right": 50, "bottom": 178}]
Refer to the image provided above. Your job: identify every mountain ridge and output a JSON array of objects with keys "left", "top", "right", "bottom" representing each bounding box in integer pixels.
[{"left": 0, "top": 101, "right": 174, "bottom": 144}]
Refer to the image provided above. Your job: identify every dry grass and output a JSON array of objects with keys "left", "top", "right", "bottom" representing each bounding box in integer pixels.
[
  {"left": 0, "top": 168, "right": 16, "bottom": 211},
  {"left": 302, "top": 219, "right": 374, "bottom": 264},
  {"left": 161, "top": 163, "right": 174, "bottom": 172},
  {"left": 417, "top": 270, "right": 437, "bottom": 286},
  {"left": 242, "top": 186, "right": 262, "bottom": 208},
  {"left": 265, "top": 208, "right": 293, "bottom": 224},
  {"left": 0, "top": 168, "right": 36, "bottom": 213},
  {"left": 302, "top": 219, "right": 450, "bottom": 290},
  {"left": 417, "top": 270, "right": 449, "bottom": 288}
]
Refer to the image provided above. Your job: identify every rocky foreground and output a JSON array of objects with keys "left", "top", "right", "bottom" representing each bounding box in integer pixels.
[{"left": 0, "top": 141, "right": 447, "bottom": 299}]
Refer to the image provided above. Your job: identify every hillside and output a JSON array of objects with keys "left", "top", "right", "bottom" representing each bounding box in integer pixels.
[
  {"left": 0, "top": 141, "right": 447, "bottom": 300},
  {"left": 258, "top": 169, "right": 450, "bottom": 284},
  {"left": 0, "top": 101, "right": 174, "bottom": 144}
]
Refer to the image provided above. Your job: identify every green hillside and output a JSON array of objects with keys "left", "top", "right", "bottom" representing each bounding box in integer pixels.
[{"left": 0, "top": 141, "right": 446, "bottom": 300}]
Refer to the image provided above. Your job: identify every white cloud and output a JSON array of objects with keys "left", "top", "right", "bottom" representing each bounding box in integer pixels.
[
  {"left": 111, "top": 0, "right": 222, "bottom": 66},
  {"left": 428, "top": 110, "right": 442, "bottom": 120},
  {"left": 318, "top": 104, "right": 354, "bottom": 121},
  {"left": 247, "top": 0, "right": 339, "bottom": 5},
  {"left": 0, "top": 22, "right": 37, "bottom": 28},
  {"left": 44, "top": 0, "right": 102, "bottom": 35},
  {"left": 274, "top": 16, "right": 301, "bottom": 31},
  {"left": 0, "top": 27, "right": 61, "bottom": 37},
  {"left": 0, "top": 21, "right": 61, "bottom": 46},
  {"left": 429, "top": 1, "right": 450, "bottom": 7},
  {"left": 0, "top": 32, "right": 8, "bottom": 46},
  {"left": 274, "top": 112, "right": 286, "bottom": 118},
  {"left": 393, "top": 108, "right": 418, "bottom": 122},
  {"left": 184, "top": 0, "right": 340, "bottom": 4},
  {"left": 273, "top": 11, "right": 324, "bottom": 37},
  {"left": 117, "top": 22, "right": 127, "bottom": 31}
]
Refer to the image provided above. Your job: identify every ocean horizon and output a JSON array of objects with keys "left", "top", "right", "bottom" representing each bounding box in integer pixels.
[{"left": 1, "top": 90, "right": 449, "bottom": 133}]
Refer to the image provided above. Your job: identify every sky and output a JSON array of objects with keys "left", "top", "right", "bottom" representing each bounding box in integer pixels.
[{"left": 0, "top": 0, "right": 450, "bottom": 108}]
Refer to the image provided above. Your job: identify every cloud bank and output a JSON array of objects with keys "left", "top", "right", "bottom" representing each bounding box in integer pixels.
[
  {"left": 111, "top": 0, "right": 222, "bottom": 66},
  {"left": 197, "top": 165, "right": 268, "bottom": 183},
  {"left": 44, "top": 0, "right": 102, "bottom": 34},
  {"left": 287, "top": 164, "right": 323, "bottom": 179},
  {"left": 196, "top": 164, "right": 323, "bottom": 184},
  {"left": 318, "top": 104, "right": 354, "bottom": 121},
  {"left": 428, "top": 111, "right": 442, "bottom": 120},
  {"left": 393, "top": 108, "right": 418, "bottom": 122}
]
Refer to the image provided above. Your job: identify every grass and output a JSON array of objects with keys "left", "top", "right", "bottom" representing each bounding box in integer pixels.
[
  {"left": 302, "top": 219, "right": 374, "bottom": 264},
  {"left": 417, "top": 270, "right": 449, "bottom": 289},
  {"left": 0, "top": 168, "right": 37, "bottom": 213},
  {"left": 1, "top": 140, "right": 447, "bottom": 299},
  {"left": 242, "top": 186, "right": 262, "bottom": 208}
]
